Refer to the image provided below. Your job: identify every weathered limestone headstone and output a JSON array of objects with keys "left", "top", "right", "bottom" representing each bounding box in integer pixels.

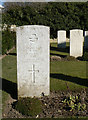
[
  {"left": 16, "top": 25, "right": 50, "bottom": 98},
  {"left": 57, "top": 30, "right": 66, "bottom": 48},
  {"left": 70, "top": 29, "right": 83, "bottom": 58},
  {"left": 84, "top": 31, "right": 88, "bottom": 49}
]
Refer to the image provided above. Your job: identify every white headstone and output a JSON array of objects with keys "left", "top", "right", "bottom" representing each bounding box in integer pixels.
[
  {"left": 70, "top": 29, "right": 83, "bottom": 58},
  {"left": 84, "top": 31, "right": 88, "bottom": 49},
  {"left": 16, "top": 25, "right": 50, "bottom": 98},
  {"left": 57, "top": 30, "right": 66, "bottom": 48}
]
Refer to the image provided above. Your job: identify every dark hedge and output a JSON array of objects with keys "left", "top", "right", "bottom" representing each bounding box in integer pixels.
[
  {"left": 2, "top": 30, "right": 16, "bottom": 55},
  {"left": 2, "top": 2, "right": 88, "bottom": 38}
]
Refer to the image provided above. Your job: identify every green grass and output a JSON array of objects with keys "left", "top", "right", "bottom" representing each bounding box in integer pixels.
[
  {"left": 1, "top": 49, "right": 17, "bottom": 111},
  {"left": 50, "top": 61, "right": 87, "bottom": 91},
  {"left": 1, "top": 43, "right": 88, "bottom": 113},
  {"left": 50, "top": 42, "right": 87, "bottom": 91}
]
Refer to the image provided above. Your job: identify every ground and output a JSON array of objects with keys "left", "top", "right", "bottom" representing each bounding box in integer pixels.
[
  {"left": 2, "top": 90, "right": 88, "bottom": 118},
  {"left": 1, "top": 42, "right": 88, "bottom": 118}
]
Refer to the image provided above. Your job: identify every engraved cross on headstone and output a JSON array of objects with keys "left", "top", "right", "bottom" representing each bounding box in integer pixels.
[
  {"left": 28, "top": 64, "right": 39, "bottom": 83},
  {"left": 29, "top": 34, "right": 38, "bottom": 42}
]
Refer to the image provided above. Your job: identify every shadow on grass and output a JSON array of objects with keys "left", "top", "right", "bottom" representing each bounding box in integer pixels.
[
  {"left": 50, "top": 46, "right": 69, "bottom": 53},
  {"left": 77, "top": 56, "right": 84, "bottom": 61},
  {"left": 8, "top": 53, "right": 17, "bottom": 56},
  {"left": 50, "top": 73, "right": 88, "bottom": 87},
  {"left": 50, "top": 53, "right": 66, "bottom": 58},
  {"left": 0, "top": 77, "right": 17, "bottom": 99},
  {"left": 76, "top": 48, "right": 88, "bottom": 61}
]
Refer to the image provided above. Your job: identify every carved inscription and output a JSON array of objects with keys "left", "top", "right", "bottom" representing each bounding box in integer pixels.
[
  {"left": 23, "top": 34, "right": 39, "bottom": 59},
  {"left": 24, "top": 34, "right": 38, "bottom": 59},
  {"left": 29, "top": 34, "right": 38, "bottom": 53}
]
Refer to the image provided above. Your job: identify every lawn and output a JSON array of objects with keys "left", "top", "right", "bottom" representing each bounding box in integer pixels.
[
  {"left": 1, "top": 49, "right": 17, "bottom": 110},
  {"left": 50, "top": 42, "right": 87, "bottom": 91},
  {"left": 1, "top": 42, "right": 88, "bottom": 112},
  {"left": 50, "top": 42, "right": 70, "bottom": 57},
  {"left": 50, "top": 61, "right": 87, "bottom": 91}
]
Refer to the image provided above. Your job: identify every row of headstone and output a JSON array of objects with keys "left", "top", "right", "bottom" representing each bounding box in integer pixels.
[
  {"left": 57, "top": 29, "right": 88, "bottom": 58},
  {"left": 16, "top": 25, "right": 88, "bottom": 99}
]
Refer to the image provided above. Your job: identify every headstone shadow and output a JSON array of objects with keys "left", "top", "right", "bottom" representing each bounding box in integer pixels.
[
  {"left": 50, "top": 53, "right": 66, "bottom": 58},
  {"left": 84, "top": 34, "right": 88, "bottom": 49},
  {"left": 50, "top": 73, "right": 88, "bottom": 87},
  {"left": 50, "top": 45, "right": 69, "bottom": 53},
  {"left": 77, "top": 48, "right": 88, "bottom": 61},
  {"left": 8, "top": 53, "right": 17, "bottom": 56},
  {"left": 0, "top": 77, "right": 17, "bottom": 99}
]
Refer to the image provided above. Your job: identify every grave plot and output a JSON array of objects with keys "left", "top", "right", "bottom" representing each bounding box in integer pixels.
[
  {"left": 1, "top": 27, "right": 88, "bottom": 119},
  {"left": 2, "top": 45, "right": 88, "bottom": 118}
]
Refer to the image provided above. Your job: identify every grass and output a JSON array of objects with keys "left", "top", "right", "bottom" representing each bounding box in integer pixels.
[
  {"left": 1, "top": 49, "right": 17, "bottom": 111},
  {"left": 50, "top": 61, "right": 87, "bottom": 91},
  {"left": 50, "top": 42, "right": 87, "bottom": 91},
  {"left": 50, "top": 42, "right": 70, "bottom": 57},
  {"left": 1, "top": 42, "right": 88, "bottom": 114}
]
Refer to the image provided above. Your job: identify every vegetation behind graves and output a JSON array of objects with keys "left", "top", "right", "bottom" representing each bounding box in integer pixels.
[
  {"left": 2, "top": 29, "right": 16, "bottom": 55},
  {"left": 2, "top": 2, "right": 88, "bottom": 38},
  {"left": 83, "top": 51, "right": 88, "bottom": 61}
]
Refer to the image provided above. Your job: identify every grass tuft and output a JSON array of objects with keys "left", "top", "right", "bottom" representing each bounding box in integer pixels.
[{"left": 15, "top": 97, "right": 42, "bottom": 116}]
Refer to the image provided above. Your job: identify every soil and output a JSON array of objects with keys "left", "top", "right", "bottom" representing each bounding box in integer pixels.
[{"left": 2, "top": 89, "right": 88, "bottom": 118}]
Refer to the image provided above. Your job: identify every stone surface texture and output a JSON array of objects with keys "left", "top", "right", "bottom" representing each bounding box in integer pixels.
[
  {"left": 70, "top": 29, "right": 83, "bottom": 58},
  {"left": 16, "top": 25, "right": 50, "bottom": 98},
  {"left": 84, "top": 31, "right": 88, "bottom": 49},
  {"left": 57, "top": 30, "right": 66, "bottom": 48}
]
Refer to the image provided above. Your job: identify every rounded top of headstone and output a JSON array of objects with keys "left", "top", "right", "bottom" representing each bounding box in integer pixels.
[
  {"left": 70, "top": 29, "right": 83, "bottom": 32},
  {"left": 58, "top": 30, "right": 66, "bottom": 31},
  {"left": 17, "top": 25, "right": 49, "bottom": 30},
  {"left": 58, "top": 30, "right": 66, "bottom": 33}
]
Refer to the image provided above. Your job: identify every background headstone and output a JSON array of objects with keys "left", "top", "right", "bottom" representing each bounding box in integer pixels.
[
  {"left": 70, "top": 29, "right": 83, "bottom": 58},
  {"left": 16, "top": 25, "right": 50, "bottom": 98},
  {"left": 84, "top": 31, "right": 88, "bottom": 49},
  {"left": 57, "top": 30, "right": 66, "bottom": 48}
]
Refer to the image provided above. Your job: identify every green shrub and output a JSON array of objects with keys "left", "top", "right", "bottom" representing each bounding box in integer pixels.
[
  {"left": 62, "top": 94, "right": 86, "bottom": 112},
  {"left": 2, "top": 30, "right": 16, "bottom": 55},
  {"left": 15, "top": 97, "right": 42, "bottom": 116},
  {"left": 2, "top": 3, "right": 88, "bottom": 38}
]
